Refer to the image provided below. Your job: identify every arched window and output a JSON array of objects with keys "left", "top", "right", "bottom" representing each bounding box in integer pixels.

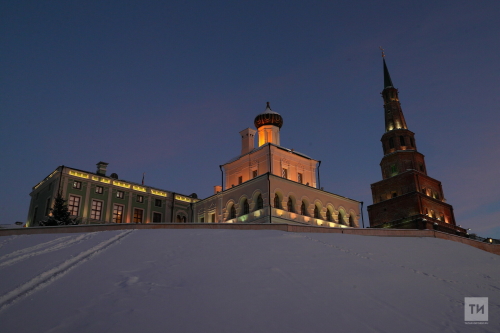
[
  {"left": 274, "top": 194, "right": 281, "bottom": 209},
  {"left": 176, "top": 215, "right": 181, "bottom": 222},
  {"left": 314, "top": 206, "right": 320, "bottom": 219},
  {"left": 243, "top": 199, "right": 249, "bottom": 215},
  {"left": 389, "top": 137, "right": 395, "bottom": 149},
  {"left": 300, "top": 201, "right": 307, "bottom": 216},
  {"left": 326, "top": 209, "right": 332, "bottom": 221},
  {"left": 182, "top": 216, "right": 186, "bottom": 223},
  {"left": 399, "top": 136, "right": 405, "bottom": 146},
  {"left": 338, "top": 211, "right": 344, "bottom": 225},
  {"left": 349, "top": 215, "right": 354, "bottom": 227},
  {"left": 409, "top": 137, "right": 414, "bottom": 147},
  {"left": 287, "top": 197, "right": 294, "bottom": 212},
  {"left": 229, "top": 205, "right": 236, "bottom": 219},
  {"left": 256, "top": 194, "right": 263, "bottom": 210}
]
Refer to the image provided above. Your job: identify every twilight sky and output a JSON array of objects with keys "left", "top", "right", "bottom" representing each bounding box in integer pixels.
[{"left": 1, "top": 1, "right": 499, "bottom": 237}]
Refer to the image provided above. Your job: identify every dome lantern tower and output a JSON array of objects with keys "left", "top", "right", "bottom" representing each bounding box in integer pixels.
[{"left": 254, "top": 102, "right": 283, "bottom": 147}]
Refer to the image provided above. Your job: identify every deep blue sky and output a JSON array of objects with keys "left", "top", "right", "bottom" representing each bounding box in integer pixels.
[{"left": 1, "top": 1, "right": 499, "bottom": 237}]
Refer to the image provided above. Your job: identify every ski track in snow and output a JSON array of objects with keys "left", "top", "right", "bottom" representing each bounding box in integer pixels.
[
  {"left": 0, "top": 230, "right": 134, "bottom": 312},
  {"left": 0, "top": 233, "right": 98, "bottom": 267},
  {"left": 301, "top": 234, "right": 500, "bottom": 296}
]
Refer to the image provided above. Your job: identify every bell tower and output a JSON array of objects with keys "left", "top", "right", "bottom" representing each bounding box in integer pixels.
[{"left": 367, "top": 52, "right": 466, "bottom": 236}]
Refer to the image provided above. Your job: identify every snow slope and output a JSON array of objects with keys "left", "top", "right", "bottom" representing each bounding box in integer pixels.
[{"left": 0, "top": 229, "right": 498, "bottom": 332}]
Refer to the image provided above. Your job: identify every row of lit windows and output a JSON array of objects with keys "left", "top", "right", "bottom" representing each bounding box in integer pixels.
[
  {"left": 226, "top": 194, "right": 353, "bottom": 226},
  {"left": 387, "top": 135, "right": 414, "bottom": 150},
  {"left": 68, "top": 195, "right": 163, "bottom": 222}
]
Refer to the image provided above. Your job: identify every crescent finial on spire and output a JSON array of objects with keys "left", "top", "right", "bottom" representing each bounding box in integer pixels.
[{"left": 379, "top": 46, "right": 385, "bottom": 58}]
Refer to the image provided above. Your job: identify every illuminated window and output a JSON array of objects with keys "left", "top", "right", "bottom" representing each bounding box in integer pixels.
[
  {"left": 300, "top": 201, "right": 307, "bottom": 216},
  {"left": 252, "top": 170, "right": 258, "bottom": 178},
  {"left": 73, "top": 181, "right": 82, "bottom": 189},
  {"left": 238, "top": 176, "right": 242, "bottom": 185},
  {"left": 95, "top": 186, "right": 103, "bottom": 194},
  {"left": 390, "top": 164, "right": 397, "bottom": 175},
  {"left": 314, "top": 206, "right": 320, "bottom": 219},
  {"left": 137, "top": 195, "right": 144, "bottom": 203},
  {"left": 155, "top": 199, "right": 162, "bottom": 207},
  {"left": 45, "top": 198, "right": 51, "bottom": 216},
  {"left": 153, "top": 212, "right": 162, "bottom": 223},
  {"left": 287, "top": 197, "right": 294, "bottom": 212},
  {"left": 68, "top": 195, "right": 80, "bottom": 216},
  {"left": 117, "top": 191, "right": 124, "bottom": 199},
  {"left": 91, "top": 200, "right": 103, "bottom": 220},
  {"left": 399, "top": 136, "right": 405, "bottom": 146},
  {"left": 243, "top": 199, "right": 249, "bottom": 215},
  {"left": 113, "top": 204, "right": 124, "bottom": 223},
  {"left": 274, "top": 194, "right": 281, "bottom": 209},
  {"left": 282, "top": 168, "right": 288, "bottom": 179},
  {"left": 229, "top": 205, "right": 236, "bottom": 219},
  {"left": 256, "top": 194, "right": 263, "bottom": 210},
  {"left": 389, "top": 137, "right": 395, "bottom": 149},
  {"left": 133, "top": 209, "right": 143, "bottom": 223},
  {"left": 298, "top": 173, "right": 303, "bottom": 184}
]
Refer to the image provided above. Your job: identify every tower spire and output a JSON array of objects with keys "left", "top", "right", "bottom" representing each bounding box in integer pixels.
[{"left": 380, "top": 47, "right": 394, "bottom": 88}]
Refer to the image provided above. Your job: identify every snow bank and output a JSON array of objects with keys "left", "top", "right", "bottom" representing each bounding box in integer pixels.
[{"left": 0, "top": 229, "right": 498, "bottom": 332}]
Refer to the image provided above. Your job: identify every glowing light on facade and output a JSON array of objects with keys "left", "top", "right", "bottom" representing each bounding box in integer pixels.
[
  {"left": 100, "top": 178, "right": 111, "bottom": 184},
  {"left": 92, "top": 176, "right": 99, "bottom": 181},
  {"left": 152, "top": 190, "right": 167, "bottom": 197},
  {"left": 69, "top": 170, "right": 89, "bottom": 179},
  {"left": 113, "top": 180, "right": 131, "bottom": 189},
  {"left": 133, "top": 185, "right": 146, "bottom": 192}
]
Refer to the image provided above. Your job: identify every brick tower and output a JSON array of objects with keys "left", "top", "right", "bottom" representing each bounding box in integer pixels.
[{"left": 367, "top": 54, "right": 466, "bottom": 236}]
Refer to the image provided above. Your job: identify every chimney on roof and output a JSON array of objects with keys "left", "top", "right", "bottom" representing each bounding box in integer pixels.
[
  {"left": 239, "top": 128, "right": 257, "bottom": 156},
  {"left": 96, "top": 162, "right": 109, "bottom": 176}
]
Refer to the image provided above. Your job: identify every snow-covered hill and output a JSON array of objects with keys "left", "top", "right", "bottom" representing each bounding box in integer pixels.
[{"left": 0, "top": 229, "right": 498, "bottom": 332}]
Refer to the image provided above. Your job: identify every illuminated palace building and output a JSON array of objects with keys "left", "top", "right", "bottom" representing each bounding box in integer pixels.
[
  {"left": 367, "top": 56, "right": 467, "bottom": 236},
  {"left": 27, "top": 103, "right": 361, "bottom": 227}
]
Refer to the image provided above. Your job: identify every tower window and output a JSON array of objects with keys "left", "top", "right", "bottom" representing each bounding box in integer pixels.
[
  {"left": 297, "top": 173, "right": 303, "bottom": 184},
  {"left": 419, "top": 164, "right": 425, "bottom": 172},
  {"left": 389, "top": 138, "right": 395, "bottom": 149},
  {"left": 282, "top": 168, "right": 288, "bottom": 179},
  {"left": 409, "top": 137, "right": 414, "bottom": 147},
  {"left": 390, "top": 164, "right": 397, "bottom": 175},
  {"left": 400, "top": 136, "right": 405, "bottom": 146},
  {"left": 252, "top": 170, "right": 258, "bottom": 178},
  {"left": 238, "top": 176, "right": 242, "bottom": 185}
]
